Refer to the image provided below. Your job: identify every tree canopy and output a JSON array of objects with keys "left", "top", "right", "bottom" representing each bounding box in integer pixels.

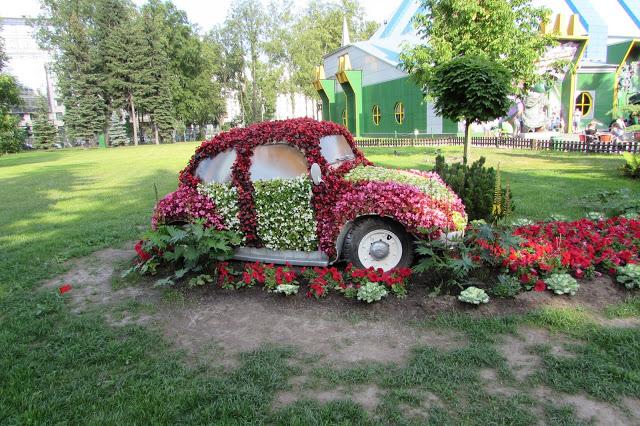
[{"left": 400, "top": 0, "right": 552, "bottom": 94}]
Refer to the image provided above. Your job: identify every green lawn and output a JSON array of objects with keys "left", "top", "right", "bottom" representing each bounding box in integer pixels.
[{"left": 1, "top": 144, "right": 639, "bottom": 424}]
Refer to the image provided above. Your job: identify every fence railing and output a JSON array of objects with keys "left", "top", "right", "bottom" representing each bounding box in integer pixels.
[{"left": 356, "top": 136, "right": 640, "bottom": 154}]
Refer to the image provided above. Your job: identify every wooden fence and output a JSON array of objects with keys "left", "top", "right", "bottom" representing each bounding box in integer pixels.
[{"left": 356, "top": 136, "right": 640, "bottom": 154}]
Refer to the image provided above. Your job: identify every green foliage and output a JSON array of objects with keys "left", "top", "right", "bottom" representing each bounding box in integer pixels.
[
  {"left": 458, "top": 286, "right": 489, "bottom": 304},
  {"left": 621, "top": 152, "right": 640, "bottom": 179},
  {"left": 545, "top": 273, "right": 579, "bottom": 296},
  {"left": 492, "top": 274, "right": 521, "bottom": 298},
  {"left": 434, "top": 155, "right": 514, "bottom": 221},
  {"left": 401, "top": 0, "right": 552, "bottom": 95},
  {"left": 108, "top": 112, "right": 130, "bottom": 146},
  {"left": 0, "top": 73, "right": 24, "bottom": 154},
  {"left": 252, "top": 176, "right": 317, "bottom": 251},
  {"left": 128, "top": 220, "right": 241, "bottom": 287},
  {"left": 32, "top": 97, "right": 59, "bottom": 149},
  {"left": 578, "top": 188, "right": 640, "bottom": 218},
  {"left": 616, "top": 264, "right": 640, "bottom": 290},
  {"left": 356, "top": 281, "right": 388, "bottom": 303},
  {"left": 273, "top": 283, "right": 299, "bottom": 296}
]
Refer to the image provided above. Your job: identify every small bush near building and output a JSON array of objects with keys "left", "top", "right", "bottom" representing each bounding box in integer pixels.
[{"left": 621, "top": 152, "right": 640, "bottom": 179}]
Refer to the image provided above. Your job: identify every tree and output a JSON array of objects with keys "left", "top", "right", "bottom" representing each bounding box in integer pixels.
[
  {"left": 108, "top": 111, "right": 129, "bottom": 146},
  {"left": 0, "top": 32, "right": 25, "bottom": 154},
  {"left": 429, "top": 55, "right": 512, "bottom": 165},
  {"left": 400, "top": 0, "right": 551, "bottom": 94},
  {"left": 32, "top": 96, "right": 59, "bottom": 149}
]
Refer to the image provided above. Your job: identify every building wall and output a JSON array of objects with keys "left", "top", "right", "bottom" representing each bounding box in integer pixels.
[{"left": 576, "top": 71, "right": 616, "bottom": 126}]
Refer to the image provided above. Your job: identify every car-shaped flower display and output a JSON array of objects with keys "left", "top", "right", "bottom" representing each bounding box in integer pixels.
[{"left": 153, "top": 118, "right": 466, "bottom": 271}]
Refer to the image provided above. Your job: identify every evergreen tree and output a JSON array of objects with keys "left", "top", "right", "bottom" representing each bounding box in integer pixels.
[
  {"left": 32, "top": 97, "right": 59, "bottom": 149},
  {"left": 108, "top": 111, "right": 129, "bottom": 146}
]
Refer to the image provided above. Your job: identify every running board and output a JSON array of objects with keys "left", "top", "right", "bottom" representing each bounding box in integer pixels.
[{"left": 233, "top": 247, "right": 330, "bottom": 267}]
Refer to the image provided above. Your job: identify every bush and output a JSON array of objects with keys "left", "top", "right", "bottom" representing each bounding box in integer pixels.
[
  {"left": 125, "top": 219, "right": 242, "bottom": 286},
  {"left": 458, "top": 286, "right": 489, "bottom": 304},
  {"left": 621, "top": 152, "right": 640, "bottom": 179},
  {"left": 545, "top": 273, "right": 579, "bottom": 296},
  {"left": 491, "top": 274, "right": 521, "bottom": 298},
  {"left": 617, "top": 264, "right": 640, "bottom": 289},
  {"left": 433, "top": 155, "right": 514, "bottom": 221},
  {"left": 0, "top": 115, "right": 25, "bottom": 154},
  {"left": 579, "top": 188, "right": 640, "bottom": 218}
]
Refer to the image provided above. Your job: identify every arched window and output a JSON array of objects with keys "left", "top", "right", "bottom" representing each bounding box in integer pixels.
[
  {"left": 372, "top": 104, "right": 381, "bottom": 125},
  {"left": 575, "top": 92, "right": 593, "bottom": 117},
  {"left": 341, "top": 109, "right": 347, "bottom": 127},
  {"left": 394, "top": 102, "right": 404, "bottom": 124}
]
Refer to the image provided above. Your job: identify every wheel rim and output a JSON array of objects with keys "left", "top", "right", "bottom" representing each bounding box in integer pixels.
[{"left": 357, "top": 229, "right": 403, "bottom": 271}]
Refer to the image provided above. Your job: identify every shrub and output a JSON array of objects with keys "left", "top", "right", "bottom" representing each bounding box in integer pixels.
[
  {"left": 458, "top": 286, "right": 489, "bottom": 304},
  {"left": 491, "top": 274, "right": 521, "bottom": 298},
  {"left": 357, "top": 281, "right": 388, "bottom": 303},
  {"left": 433, "top": 155, "right": 514, "bottom": 221},
  {"left": 545, "top": 273, "right": 579, "bottom": 296},
  {"left": 617, "top": 264, "right": 640, "bottom": 289},
  {"left": 578, "top": 188, "right": 640, "bottom": 218},
  {"left": 621, "top": 152, "right": 640, "bottom": 179},
  {"left": 125, "top": 220, "right": 242, "bottom": 286}
]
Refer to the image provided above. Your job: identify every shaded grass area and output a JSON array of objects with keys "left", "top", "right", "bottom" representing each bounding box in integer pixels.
[
  {"left": 362, "top": 146, "right": 639, "bottom": 220},
  {"left": 1, "top": 145, "right": 639, "bottom": 423}
]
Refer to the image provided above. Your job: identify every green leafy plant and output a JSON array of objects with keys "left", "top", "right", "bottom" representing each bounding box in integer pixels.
[
  {"left": 434, "top": 155, "right": 514, "bottom": 221},
  {"left": 545, "top": 273, "right": 579, "bottom": 296},
  {"left": 458, "top": 286, "right": 489, "bottom": 304},
  {"left": 125, "top": 220, "right": 241, "bottom": 287},
  {"left": 491, "top": 274, "right": 521, "bottom": 298},
  {"left": 356, "top": 281, "right": 388, "bottom": 303},
  {"left": 616, "top": 264, "right": 640, "bottom": 289},
  {"left": 578, "top": 189, "right": 640, "bottom": 218},
  {"left": 621, "top": 152, "right": 640, "bottom": 179},
  {"left": 273, "top": 284, "right": 299, "bottom": 295}
]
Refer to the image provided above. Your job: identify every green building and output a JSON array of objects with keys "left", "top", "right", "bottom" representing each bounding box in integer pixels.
[{"left": 315, "top": 0, "right": 640, "bottom": 137}]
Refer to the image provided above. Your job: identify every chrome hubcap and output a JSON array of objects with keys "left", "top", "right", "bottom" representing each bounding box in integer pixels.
[{"left": 357, "top": 229, "right": 403, "bottom": 271}]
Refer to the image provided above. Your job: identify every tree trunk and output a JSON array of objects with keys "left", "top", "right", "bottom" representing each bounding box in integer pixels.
[
  {"left": 130, "top": 94, "right": 138, "bottom": 146},
  {"left": 290, "top": 91, "right": 295, "bottom": 118},
  {"left": 250, "top": 46, "right": 258, "bottom": 123},
  {"left": 464, "top": 120, "right": 471, "bottom": 166},
  {"left": 153, "top": 123, "right": 159, "bottom": 145}
]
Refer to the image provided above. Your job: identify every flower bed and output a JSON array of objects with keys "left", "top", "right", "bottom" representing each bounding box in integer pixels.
[{"left": 478, "top": 217, "right": 640, "bottom": 287}]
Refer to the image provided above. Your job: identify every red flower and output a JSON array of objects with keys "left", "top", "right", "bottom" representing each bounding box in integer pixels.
[
  {"left": 533, "top": 280, "right": 546, "bottom": 292},
  {"left": 58, "top": 284, "right": 72, "bottom": 294},
  {"left": 134, "top": 240, "right": 151, "bottom": 262}
]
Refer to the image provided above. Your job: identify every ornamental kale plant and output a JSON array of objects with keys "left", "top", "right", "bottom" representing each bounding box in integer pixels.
[
  {"left": 545, "top": 273, "right": 579, "bottom": 296},
  {"left": 458, "top": 286, "right": 489, "bottom": 304},
  {"left": 617, "top": 264, "right": 640, "bottom": 289},
  {"left": 357, "top": 281, "right": 388, "bottom": 303}
]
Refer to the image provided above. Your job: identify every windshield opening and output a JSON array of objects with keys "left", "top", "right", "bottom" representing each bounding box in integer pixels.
[{"left": 319, "top": 135, "right": 355, "bottom": 168}]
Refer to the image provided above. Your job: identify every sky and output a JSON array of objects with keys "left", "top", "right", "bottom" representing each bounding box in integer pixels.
[{"left": 1, "top": 0, "right": 402, "bottom": 33}]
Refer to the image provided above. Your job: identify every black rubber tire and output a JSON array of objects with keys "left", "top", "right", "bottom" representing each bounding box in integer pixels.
[{"left": 343, "top": 218, "right": 414, "bottom": 270}]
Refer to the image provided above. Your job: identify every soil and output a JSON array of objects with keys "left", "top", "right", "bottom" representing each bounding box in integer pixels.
[{"left": 40, "top": 247, "right": 640, "bottom": 424}]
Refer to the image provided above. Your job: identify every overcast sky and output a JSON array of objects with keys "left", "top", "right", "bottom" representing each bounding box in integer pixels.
[{"left": 1, "top": 0, "right": 401, "bottom": 33}]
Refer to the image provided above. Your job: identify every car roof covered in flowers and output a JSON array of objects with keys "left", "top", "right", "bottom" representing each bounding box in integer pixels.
[{"left": 179, "top": 118, "right": 368, "bottom": 188}]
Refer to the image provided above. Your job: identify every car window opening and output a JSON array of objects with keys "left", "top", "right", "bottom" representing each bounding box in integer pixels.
[{"left": 319, "top": 135, "right": 354, "bottom": 167}]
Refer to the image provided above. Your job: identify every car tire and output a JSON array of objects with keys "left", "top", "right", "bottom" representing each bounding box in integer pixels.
[{"left": 343, "top": 218, "right": 413, "bottom": 271}]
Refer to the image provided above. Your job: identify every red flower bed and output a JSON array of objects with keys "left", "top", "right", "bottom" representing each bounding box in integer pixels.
[{"left": 480, "top": 217, "right": 640, "bottom": 283}]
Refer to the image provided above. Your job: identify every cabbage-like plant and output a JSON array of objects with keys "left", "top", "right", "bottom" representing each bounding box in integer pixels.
[
  {"left": 357, "top": 281, "right": 388, "bottom": 303},
  {"left": 617, "top": 264, "right": 640, "bottom": 289},
  {"left": 273, "top": 284, "right": 299, "bottom": 296},
  {"left": 458, "top": 286, "right": 489, "bottom": 304},
  {"left": 545, "top": 273, "right": 579, "bottom": 295}
]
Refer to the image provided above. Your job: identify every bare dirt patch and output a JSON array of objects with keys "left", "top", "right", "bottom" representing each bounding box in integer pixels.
[
  {"left": 274, "top": 384, "right": 381, "bottom": 412},
  {"left": 534, "top": 387, "right": 638, "bottom": 425},
  {"left": 498, "top": 327, "right": 575, "bottom": 381}
]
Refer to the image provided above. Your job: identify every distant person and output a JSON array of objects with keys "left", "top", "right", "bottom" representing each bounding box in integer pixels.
[
  {"left": 573, "top": 108, "right": 582, "bottom": 132},
  {"left": 611, "top": 117, "right": 626, "bottom": 142},
  {"left": 585, "top": 121, "right": 598, "bottom": 143}
]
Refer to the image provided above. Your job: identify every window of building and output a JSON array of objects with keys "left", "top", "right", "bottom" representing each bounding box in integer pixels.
[
  {"left": 372, "top": 104, "right": 381, "bottom": 125},
  {"left": 319, "top": 135, "right": 354, "bottom": 168},
  {"left": 55, "top": 98, "right": 63, "bottom": 107},
  {"left": 55, "top": 112, "right": 63, "bottom": 121},
  {"left": 394, "top": 102, "right": 404, "bottom": 124},
  {"left": 250, "top": 144, "right": 308, "bottom": 181},
  {"left": 575, "top": 92, "right": 593, "bottom": 117},
  {"left": 195, "top": 148, "right": 236, "bottom": 183},
  {"left": 341, "top": 109, "right": 347, "bottom": 127}
]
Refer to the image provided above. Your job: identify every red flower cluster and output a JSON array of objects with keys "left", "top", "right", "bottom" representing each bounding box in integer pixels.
[
  {"left": 152, "top": 186, "right": 226, "bottom": 230},
  {"left": 484, "top": 217, "right": 640, "bottom": 282},
  {"left": 134, "top": 240, "right": 152, "bottom": 262}
]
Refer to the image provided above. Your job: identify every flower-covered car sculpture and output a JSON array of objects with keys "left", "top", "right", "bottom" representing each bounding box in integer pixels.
[{"left": 153, "top": 118, "right": 466, "bottom": 270}]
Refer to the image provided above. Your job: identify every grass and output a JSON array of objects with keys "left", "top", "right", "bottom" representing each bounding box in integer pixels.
[{"left": 1, "top": 144, "right": 639, "bottom": 424}]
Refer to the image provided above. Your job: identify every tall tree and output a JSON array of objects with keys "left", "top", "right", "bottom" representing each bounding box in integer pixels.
[
  {"left": 108, "top": 111, "right": 130, "bottom": 146},
  {"left": 32, "top": 96, "right": 59, "bottom": 149},
  {"left": 400, "top": 0, "right": 552, "bottom": 94}
]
